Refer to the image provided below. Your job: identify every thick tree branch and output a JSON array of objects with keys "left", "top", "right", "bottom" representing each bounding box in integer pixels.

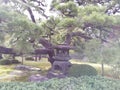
[
  {"left": 22, "top": 0, "right": 36, "bottom": 23},
  {"left": 65, "top": 32, "right": 92, "bottom": 45}
]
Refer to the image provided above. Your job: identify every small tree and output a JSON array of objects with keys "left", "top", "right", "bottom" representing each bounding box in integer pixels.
[
  {"left": 0, "top": 5, "right": 40, "bottom": 63},
  {"left": 84, "top": 39, "right": 105, "bottom": 76},
  {"left": 84, "top": 39, "right": 120, "bottom": 76}
]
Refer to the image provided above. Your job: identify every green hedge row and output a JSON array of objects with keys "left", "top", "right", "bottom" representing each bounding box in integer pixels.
[{"left": 0, "top": 76, "right": 119, "bottom": 90}]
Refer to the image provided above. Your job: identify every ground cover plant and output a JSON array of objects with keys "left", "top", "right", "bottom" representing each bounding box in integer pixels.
[{"left": 0, "top": 76, "right": 119, "bottom": 90}]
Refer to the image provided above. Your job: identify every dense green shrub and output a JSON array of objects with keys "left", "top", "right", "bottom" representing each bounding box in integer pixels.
[
  {"left": 0, "top": 59, "right": 11, "bottom": 65},
  {"left": 11, "top": 60, "right": 21, "bottom": 64},
  {"left": 25, "top": 57, "right": 34, "bottom": 61},
  {"left": 0, "top": 76, "right": 119, "bottom": 90},
  {"left": 0, "top": 59, "right": 20, "bottom": 65},
  {"left": 68, "top": 64, "right": 97, "bottom": 77}
]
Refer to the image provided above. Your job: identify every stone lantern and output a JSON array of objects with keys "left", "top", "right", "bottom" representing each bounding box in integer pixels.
[{"left": 50, "top": 44, "right": 72, "bottom": 75}]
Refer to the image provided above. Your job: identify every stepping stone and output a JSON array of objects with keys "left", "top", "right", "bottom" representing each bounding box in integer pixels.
[
  {"left": 28, "top": 74, "right": 48, "bottom": 82},
  {"left": 47, "top": 71, "right": 66, "bottom": 79},
  {"left": 9, "top": 70, "right": 26, "bottom": 76},
  {"left": 15, "top": 65, "right": 41, "bottom": 71}
]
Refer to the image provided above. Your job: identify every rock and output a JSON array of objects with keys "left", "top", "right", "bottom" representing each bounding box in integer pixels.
[
  {"left": 15, "top": 65, "right": 41, "bottom": 71},
  {"left": 15, "top": 65, "right": 29, "bottom": 70},
  {"left": 30, "top": 67, "right": 41, "bottom": 71},
  {"left": 28, "top": 74, "right": 48, "bottom": 82},
  {"left": 0, "top": 75, "right": 16, "bottom": 80},
  {"left": 51, "top": 61, "right": 71, "bottom": 75},
  {"left": 9, "top": 70, "right": 27, "bottom": 76},
  {"left": 47, "top": 71, "right": 66, "bottom": 79}
]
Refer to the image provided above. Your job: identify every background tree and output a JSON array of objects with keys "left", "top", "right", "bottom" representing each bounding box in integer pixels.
[
  {"left": 51, "top": 0, "right": 119, "bottom": 44},
  {"left": 0, "top": 5, "right": 42, "bottom": 61},
  {"left": 84, "top": 39, "right": 120, "bottom": 77},
  {"left": 50, "top": 0, "right": 120, "bottom": 76},
  {"left": 0, "top": 0, "right": 120, "bottom": 75},
  {"left": 1, "top": 0, "right": 48, "bottom": 23}
]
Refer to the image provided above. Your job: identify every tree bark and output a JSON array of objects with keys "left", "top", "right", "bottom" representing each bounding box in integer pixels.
[{"left": 27, "top": 7, "right": 36, "bottom": 23}]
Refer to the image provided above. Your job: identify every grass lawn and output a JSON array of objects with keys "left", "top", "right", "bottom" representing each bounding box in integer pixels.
[
  {"left": 0, "top": 65, "right": 15, "bottom": 76},
  {"left": 20, "top": 57, "right": 112, "bottom": 74},
  {"left": 21, "top": 58, "right": 51, "bottom": 70},
  {"left": 21, "top": 57, "right": 112, "bottom": 76},
  {"left": 0, "top": 57, "right": 113, "bottom": 82},
  {"left": 0, "top": 58, "right": 112, "bottom": 76},
  {"left": 0, "top": 65, "right": 16, "bottom": 81}
]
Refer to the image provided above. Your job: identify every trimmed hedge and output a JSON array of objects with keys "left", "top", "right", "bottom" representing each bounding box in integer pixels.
[
  {"left": 68, "top": 64, "right": 97, "bottom": 77},
  {"left": 0, "top": 76, "right": 119, "bottom": 90}
]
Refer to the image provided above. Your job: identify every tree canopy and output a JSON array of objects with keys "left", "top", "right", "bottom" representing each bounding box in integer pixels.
[{"left": 0, "top": 0, "right": 120, "bottom": 57}]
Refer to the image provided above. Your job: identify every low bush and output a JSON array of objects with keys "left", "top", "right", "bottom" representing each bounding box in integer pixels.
[
  {"left": 0, "top": 59, "right": 20, "bottom": 65},
  {"left": 11, "top": 60, "right": 21, "bottom": 64},
  {"left": 68, "top": 64, "right": 97, "bottom": 77},
  {"left": 0, "top": 76, "right": 119, "bottom": 90},
  {"left": 0, "top": 59, "right": 11, "bottom": 65},
  {"left": 25, "top": 57, "right": 34, "bottom": 61}
]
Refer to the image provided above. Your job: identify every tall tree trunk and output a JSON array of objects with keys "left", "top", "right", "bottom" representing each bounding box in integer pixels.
[
  {"left": 101, "top": 60, "right": 104, "bottom": 76},
  {"left": 0, "top": 54, "right": 2, "bottom": 59},
  {"left": 12, "top": 54, "right": 15, "bottom": 60},
  {"left": 35, "top": 54, "right": 38, "bottom": 61},
  {"left": 21, "top": 54, "right": 24, "bottom": 65},
  {"left": 22, "top": 0, "right": 36, "bottom": 23},
  {"left": 100, "top": 28, "right": 104, "bottom": 76}
]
